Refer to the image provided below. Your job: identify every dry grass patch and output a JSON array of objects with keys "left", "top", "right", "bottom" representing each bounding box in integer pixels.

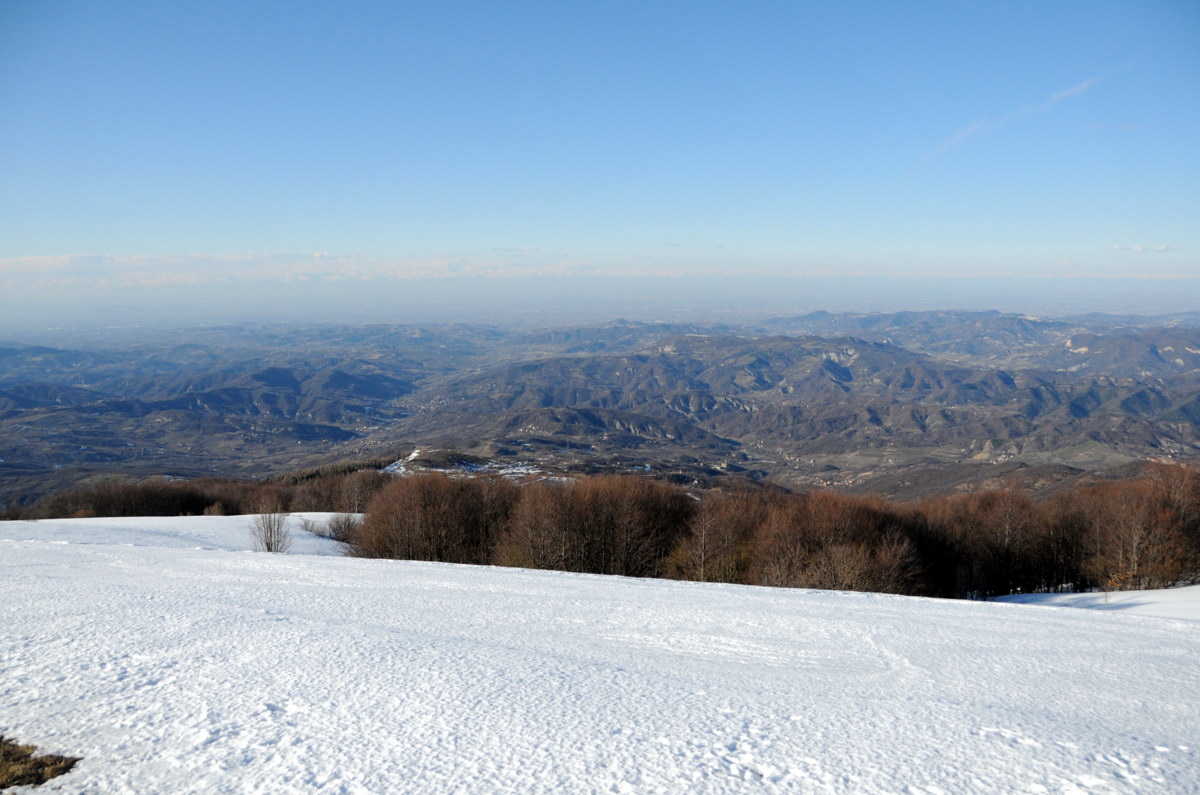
[{"left": 0, "top": 735, "right": 80, "bottom": 790}]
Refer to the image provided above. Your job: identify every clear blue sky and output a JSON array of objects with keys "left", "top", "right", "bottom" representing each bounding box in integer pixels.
[{"left": 1, "top": 1, "right": 1197, "bottom": 327}]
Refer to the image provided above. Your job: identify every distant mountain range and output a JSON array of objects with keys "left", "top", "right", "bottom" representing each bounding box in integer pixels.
[{"left": 4, "top": 309, "right": 1200, "bottom": 505}]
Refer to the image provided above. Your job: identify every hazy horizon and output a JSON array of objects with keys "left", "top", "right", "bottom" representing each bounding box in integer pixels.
[
  {"left": 3, "top": 1, "right": 1196, "bottom": 332},
  {"left": 3, "top": 273, "right": 1199, "bottom": 340}
]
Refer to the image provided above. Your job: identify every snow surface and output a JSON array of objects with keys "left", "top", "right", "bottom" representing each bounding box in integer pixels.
[
  {"left": 3, "top": 515, "right": 1199, "bottom": 793},
  {"left": 995, "top": 585, "right": 1200, "bottom": 623}
]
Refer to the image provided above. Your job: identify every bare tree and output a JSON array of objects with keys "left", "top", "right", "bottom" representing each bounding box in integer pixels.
[
  {"left": 667, "top": 492, "right": 762, "bottom": 583},
  {"left": 494, "top": 479, "right": 575, "bottom": 570},
  {"left": 800, "top": 543, "right": 874, "bottom": 591},
  {"left": 352, "top": 473, "right": 516, "bottom": 564},
  {"left": 753, "top": 500, "right": 811, "bottom": 587}
]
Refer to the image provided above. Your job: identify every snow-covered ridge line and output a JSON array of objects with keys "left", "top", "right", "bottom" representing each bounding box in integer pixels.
[{"left": 3, "top": 516, "right": 1198, "bottom": 793}]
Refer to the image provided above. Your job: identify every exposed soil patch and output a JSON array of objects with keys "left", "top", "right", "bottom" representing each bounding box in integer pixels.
[{"left": 0, "top": 735, "right": 80, "bottom": 790}]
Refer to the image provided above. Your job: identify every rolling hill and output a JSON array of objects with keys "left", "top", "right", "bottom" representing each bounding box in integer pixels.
[{"left": 4, "top": 310, "right": 1200, "bottom": 505}]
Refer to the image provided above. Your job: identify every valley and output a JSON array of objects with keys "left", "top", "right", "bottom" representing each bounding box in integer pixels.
[{"left": 4, "top": 309, "right": 1200, "bottom": 506}]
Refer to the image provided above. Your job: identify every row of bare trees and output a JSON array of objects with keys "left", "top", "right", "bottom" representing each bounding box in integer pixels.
[
  {"left": 16, "top": 462, "right": 1200, "bottom": 598},
  {"left": 494, "top": 476, "right": 694, "bottom": 577},
  {"left": 911, "top": 465, "right": 1200, "bottom": 597},
  {"left": 15, "top": 468, "right": 391, "bottom": 520},
  {"left": 347, "top": 465, "right": 1200, "bottom": 598}
]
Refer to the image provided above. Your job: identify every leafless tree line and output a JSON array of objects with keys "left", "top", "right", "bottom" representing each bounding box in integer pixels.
[
  {"left": 347, "top": 465, "right": 1200, "bottom": 598},
  {"left": 17, "top": 468, "right": 391, "bottom": 520},
  {"left": 16, "top": 462, "right": 1200, "bottom": 598}
]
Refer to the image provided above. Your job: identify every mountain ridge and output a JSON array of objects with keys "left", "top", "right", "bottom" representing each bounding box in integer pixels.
[{"left": 3, "top": 310, "right": 1199, "bottom": 505}]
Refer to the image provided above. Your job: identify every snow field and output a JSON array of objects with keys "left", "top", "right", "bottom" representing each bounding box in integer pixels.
[
  {"left": 2, "top": 516, "right": 1198, "bottom": 793},
  {"left": 995, "top": 585, "right": 1200, "bottom": 623}
]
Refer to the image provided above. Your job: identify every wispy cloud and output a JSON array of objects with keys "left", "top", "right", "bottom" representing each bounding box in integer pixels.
[
  {"left": 1110, "top": 244, "right": 1182, "bottom": 253},
  {"left": 921, "top": 120, "right": 987, "bottom": 162},
  {"left": 0, "top": 252, "right": 582, "bottom": 291},
  {"left": 1062, "top": 271, "right": 1200, "bottom": 280},
  {"left": 921, "top": 63, "right": 1134, "bottom": 162}
]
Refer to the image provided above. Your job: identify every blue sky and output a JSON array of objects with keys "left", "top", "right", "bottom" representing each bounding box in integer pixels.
[{"left": 1, "top": 1, "right": 1197, "bottom": 327}]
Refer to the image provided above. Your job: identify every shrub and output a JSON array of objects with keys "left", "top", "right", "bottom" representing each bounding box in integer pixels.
[
  {"left": 325, "top": 513, "right": 363, "bottom": 543},
  {"left": 250, "top": 499, "right": 292, "bottom": 553}
]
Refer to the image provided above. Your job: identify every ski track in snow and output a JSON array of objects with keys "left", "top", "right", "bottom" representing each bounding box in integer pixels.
[{"left": 2, "top": 515, "right": 1199, "bottom": 793}]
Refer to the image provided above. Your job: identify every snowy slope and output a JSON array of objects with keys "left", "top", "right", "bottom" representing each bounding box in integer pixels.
[
  {"left": 2, "top": 517, "right": 1198, "bottom": 793},
  {"left": 995, "top": 585, "right": 1200, "bottom": 623}
]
